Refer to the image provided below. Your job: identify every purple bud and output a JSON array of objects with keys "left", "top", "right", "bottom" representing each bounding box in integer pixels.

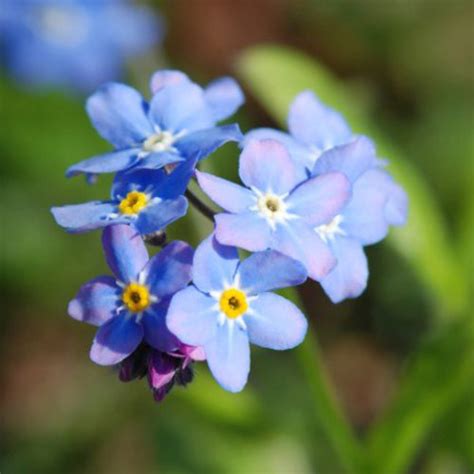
[{"left": 118, "top": 344, "right": 149, "bottom": 382}]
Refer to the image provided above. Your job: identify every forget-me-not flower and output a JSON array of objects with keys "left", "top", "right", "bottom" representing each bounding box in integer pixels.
[
  {"left": 68, "top": 224, "right": 194, "bottom": 365},
  {"left": 196, "top": 139, "right": 352, "bottom": 281},
  {"left": 167, "top": 234, "right": 308, "bottom": 392},
  {"left": 52, "top": 159, "right": 195, "bottom": 235},
  {"left": 309, "top": 137, "right": 408, "bottom": 302},
  {"left": 0, "top": 0, "right": 163, "bottom": 93},
  {"left": 66, "top": 70, "right": 244, "bottom": 178}
]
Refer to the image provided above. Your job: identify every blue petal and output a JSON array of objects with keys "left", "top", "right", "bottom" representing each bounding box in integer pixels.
[
  {"left": 312, "top": 136, "right": 378, "bottom": 183},
  {"left": 321, "top": 237, "right": 368, "bottom": 303},
  {"left": 137, "top": 151, "right": 184, "bottom": 170},
  {"left": 385, "top": 182, "right": 408, "bottom": 227},
  {"left": 167, "top": 286, "right": 219, "bottom": 346},
  {"left": 287, "top": 172, "right": 351, "bottom": 226},
  {"left": 245, "top": 293, "right": 307, "bottom": 349},
  {"left": 204, "top": 77, "right": 244, "bottom": 121},
  {"left": 204, "top": 322, "right": 250, "bottom": 393},
  {"left": 156, "top": 158, "right": 198, "bottom": 199},
  {"left": 135, "top": 197, "right": 188, "bottom": 235},
  {"left": 237, "top": 251, "right": 307, "bottom": 295},
  {"left": 141, "top": 240, "right": 194, "bottom": 298},
  {"left": 68, "top": 276, "right": 120, "bottom": 326},
  {"left": 342, "top": 169, "right": 391, "bottom": 245},
  {"left": 273, "top": 220, "right": 336, "bottom": 281},
  {"left": 176, "top": 124, "right": 242, "bottom": 161},
  {"left": 239, "top": 139, "right": 306, "bottom": 194},
  {"left": 215, "top": 212, "right": 272, "bottom": 252},
  {"left": 243, "top": 128, "right": 314, "bottom": 172},
  {"left": 90, "top": 314, "right": 144, "bottom": 366},
  {"left": 192, "top": 234, "right": 239, "bottom": 293},
  {"left": 86, "top": 83, "right": 152, "bottom": 149},
  {"left": 142, "top": 299, "right": 180, "bottom": 352},
  {"left": 51, "top": 201, "right": 121, "bottom": 233},
  {"left": 149, "top": 70, "right": 191, "bottom": 94},
  {"left": 149, "top": 82, "right": 214, "bottom": 133},
  {"left": 196, "top": 171, "right": 255, "bottom": 212},
  {"left": 102, "top": 224, "right": 149, "bottom": 283},
  {"left": 66, "top": 148, "right": 140, "bottom": 178},
  {"left": 288, "top": 90, "right": 352, "bottom": 149}
]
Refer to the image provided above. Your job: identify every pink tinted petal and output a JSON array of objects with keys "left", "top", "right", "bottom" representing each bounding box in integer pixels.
[{"left": 239, "top": 139, "right": 305, "bottom": 194}]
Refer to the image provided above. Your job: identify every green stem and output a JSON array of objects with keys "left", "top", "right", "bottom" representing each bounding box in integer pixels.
[{"left": 289, "top": 289, "right": 364, "bottom": 474}]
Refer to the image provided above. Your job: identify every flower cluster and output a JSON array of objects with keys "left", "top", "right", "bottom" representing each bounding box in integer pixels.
[{"left": 52, "top": 70, "right": 407, "bottom": 400}]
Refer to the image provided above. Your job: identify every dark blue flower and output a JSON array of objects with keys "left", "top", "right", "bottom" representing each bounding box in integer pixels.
[
  {"left": 0, "top": 0, "right": 163, "bottom": 93},
  {"left": 68, "top": 224, "right": 194, "bottom": 366},
  {"left": 167, "top": 234, "right": 308, "bottom": 392},
  {"left": 52, "top": 159, "right": 195, "bottom": 235},
  {"left": 66, "top": 70, "right": 244, "bottom": 178}
]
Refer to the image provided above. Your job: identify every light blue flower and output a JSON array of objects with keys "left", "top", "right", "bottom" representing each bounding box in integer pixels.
[
  {"left": 0, "top": 0, "right": 163, "bottom": 93},
  {"left": 69, "top": 224, "right": 194, "bottom": 365},
  {"left": 66, "top": 70, "right": 243, "bottom": 178},
  {"left": 310, "top": 137, "right": 408, "bottom": 302},
  {"left": 196, "top": 139, "right": 352, "bottom": 281},
  {"left": 167, "top": 234, "right": 308, "bottom": 392},
  {"left": 52, "top": 159, "right": 195, "bottom": 235}
]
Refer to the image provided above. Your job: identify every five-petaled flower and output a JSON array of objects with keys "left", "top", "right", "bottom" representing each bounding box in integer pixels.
[
  {"left": 197, "top": 139, "right": 352, "bottom": 281},
  {"left": 167, "top": 234, "right": 308, "bottom": 392},
  {"left": 66, "top": 70, "right": 244, "bottom": 178},
  {"left": 52, "top": 159, "right": 195, "bottom": 235},
  {"left": 68, "top": 224, "right": 194, "bottom": 365}
]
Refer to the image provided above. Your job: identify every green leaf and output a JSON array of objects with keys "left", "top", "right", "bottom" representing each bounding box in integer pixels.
[{"left": 236, "top": 45, "right": 469, "bottom": 319}]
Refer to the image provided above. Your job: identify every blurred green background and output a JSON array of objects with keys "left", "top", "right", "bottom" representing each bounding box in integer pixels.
[{"left": 1, "top": 1, "right": 473, "bottom": 473}]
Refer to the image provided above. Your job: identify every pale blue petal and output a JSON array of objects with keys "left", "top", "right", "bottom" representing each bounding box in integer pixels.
[
  {"left": 342, "top": 169, "right": 391, "bottom": 245},
  {"left": 176, "top": 124, "right": 242, "bottom": 161},
  {"left": 149, "top": 82, "right": 214, "bottom": 133},
  {"left": 215, "top": 212, "right": 272, "bottom": 252},
  {"left": 192, "top": 234, "right": 239, "bottom": 293},
  {"left": 287, "top": 172, "right": 351, "bottom": 226},
  {"left": 86, "top": 82, "right": 152, "bottom": 149},
  {"left": 243, "top": 128, "right": 314, "bottom": 171},
  {"left": 385, "top": 182, "right": 408, "bottom": 226},
  {"left": 204, "top": 77, "right": 244, "bottom": 121},
  {"left": 237, "top": 250, "right": 307, "bottom": 294},
  {"left": 273, "top": 220, "right": 336, "bottom": 281},
  {"left": 167, "top": 286, "right": 219, "bottom": 346},
  {"left": 288, "top": 90, "right": 352, "bottom": 148},
  {"left": 51, "top": 201, "right": 122, "bottom": 233},
  {"left": 204, "top": 322, "right": 250, "bottom": 393},
  {"left": 245, "top": 293, "right": 307, "bottom": 349},
  {"left": 321, "top": 237, "right": 368, "bottom": 303},
  {"left": 239, "top": 139, "right": 306, "bottom": 194},
  {"left": 196, "top": 171, "right": 255, "bottom": 212},
  {"left": 66, "top": 148, "right": 140, "bottom": 178},
  {"left": 313, "top": 136, "right": 377, "bottom": 183},
  {"left": 150, "top": 70, "right": 191, "bottom": 94}
]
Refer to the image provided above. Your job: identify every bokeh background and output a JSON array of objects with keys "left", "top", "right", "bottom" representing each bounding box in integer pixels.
[{"left": 1, "top": 1, "right": 473, "bottom": 473}]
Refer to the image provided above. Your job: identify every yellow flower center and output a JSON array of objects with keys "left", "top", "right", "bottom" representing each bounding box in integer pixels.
[
  {"left": 219, "top": 288, "right": 248, "bottom": 319},
  {"left": 118, "top": 191, "right": 148, "bottom": 215},
  {"left": 122, "top": 283, "right": 151, "bottom": 313}
]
